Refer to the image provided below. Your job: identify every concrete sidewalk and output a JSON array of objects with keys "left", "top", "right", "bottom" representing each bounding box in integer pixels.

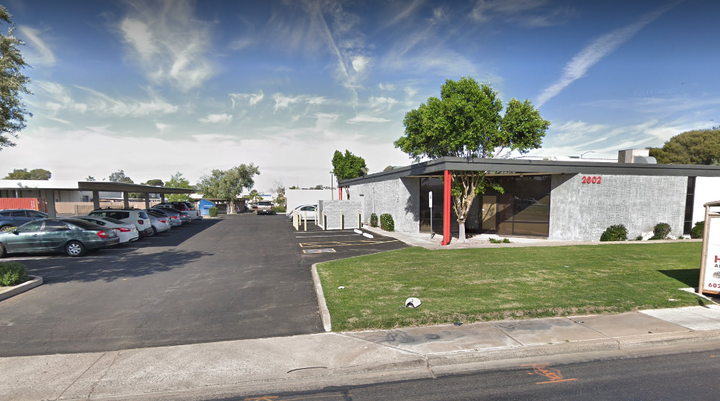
[{"left": 3, "top": 305, "right": 720, "bottom": 401}]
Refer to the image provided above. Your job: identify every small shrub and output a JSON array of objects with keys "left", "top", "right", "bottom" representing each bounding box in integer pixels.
[
  {"left": 273, "top": 206, "right": 286, "bottom": 213},
  {"left": 208, "top": 207, "right": 218, "bottom": 217},
  {"left": 370, "top": 213, "right": 378, "bottom": 227},
  {"left": 691, "top": 221, "right": 705, "bottom": 239},
  {"left": 635, "top": 235, "right": 643, "bottom": 241},
  {"left": 650, "top": 223, "right": 671, "bottom": 240},
  {"left": 0, "top": 262, "right": 28, "bottom": 287},
  {"left": 600, "top": 224, "right": 627, "bottom": 241},
  {"left": 489, "top": 238, "right": 511, "bottom": 244},
  {"left": 503, "top": 238, "right": 511, "bottom": 243},
  {"left": 380, "top": 213, "right": 394, "bottom": 232}
]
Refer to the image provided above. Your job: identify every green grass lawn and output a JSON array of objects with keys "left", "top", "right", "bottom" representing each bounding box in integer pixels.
[{"left": 316, "top": 242, "right": 706, "bottom": 331}]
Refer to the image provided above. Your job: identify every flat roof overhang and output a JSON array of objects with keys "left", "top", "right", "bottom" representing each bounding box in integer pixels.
[
  {"left": 77, "top": 181, "right": 194, "bottom": 194},
  {"left": 339, "top": 157, "right": 720, "bottom": 186}
]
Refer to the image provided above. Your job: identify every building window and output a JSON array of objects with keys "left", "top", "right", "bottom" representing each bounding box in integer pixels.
[
  {"left": 484, "top": 175, "right": 551, "bottom": 237},
  {"left": 684, "top": 177, "right": 696, "bottom": 235}
]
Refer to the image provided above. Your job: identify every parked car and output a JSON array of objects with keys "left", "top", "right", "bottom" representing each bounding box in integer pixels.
[
  {"left": 287, "top": 204, "right": 317, "bottom": 220},
  {"left": 88, "top": 208, "right": 153, "bottom": 237},
  {"left": 0, "top": 209, "right": 49, "bottom": 231},
  {"left": 147, "top": 208, "right": 181, "bottom": 227},
  {"left": 0, "top": 218, "right": 120, "bottom": 257},
  {"left": 256, "top": 201, "right": 274, "bottom": 215},
  {"left": 151, "top": 207, "right": 190, "bottom": 224},
  {"left": 72, "top": 215, "right": 139, "bottom": 244},
  {"left": 155, "top": 202, "right": 201, "bottom": 220},
  {"left": 147, "top": 212, "right": 171, "bottom": 235}
]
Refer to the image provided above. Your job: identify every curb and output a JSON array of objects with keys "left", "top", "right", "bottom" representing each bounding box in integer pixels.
[
  {"left": 0, "top": 275, "right": 43, "bottom": 302},
  {"left": 311, "top": 263, "right": 332, "bottom": 331}
]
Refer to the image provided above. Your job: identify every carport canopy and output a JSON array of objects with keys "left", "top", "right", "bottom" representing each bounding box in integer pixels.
[{"left": 0, "top": 179, "right": 195, "bottom": 218}]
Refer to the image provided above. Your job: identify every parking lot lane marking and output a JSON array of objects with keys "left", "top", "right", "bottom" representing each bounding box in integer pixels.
[
  {"left": 298, "top": 239, "right": 400, "bottom": 248},
  {"left": 302, "top": 249, "right": 336, "bottom": 254}
]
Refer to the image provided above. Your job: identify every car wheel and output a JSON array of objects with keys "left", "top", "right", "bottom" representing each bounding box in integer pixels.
[
  {"left": 0, "top": 225, "right": 13, "bottom": 232},
  {"left": 65, "top": 241, "right": 85, "bottom": 257},
  {"left": 150, "top": 226, "right": 157, "bottom": 236},
  {"left": 0, "top": 243, "right": 6, "bottom": 258}
]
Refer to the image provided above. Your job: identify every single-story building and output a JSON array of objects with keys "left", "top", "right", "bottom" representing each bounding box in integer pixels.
[{"left": 339, "top": 150, "right": 720, "bottom": 243}]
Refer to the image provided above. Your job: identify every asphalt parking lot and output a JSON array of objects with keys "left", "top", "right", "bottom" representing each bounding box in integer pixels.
[{"left": 0, "top": 214, "right": 407, "bottom": 357}]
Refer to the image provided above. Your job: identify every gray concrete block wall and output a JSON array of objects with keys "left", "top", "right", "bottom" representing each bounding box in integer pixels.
[
  {"left": 318, "top": 200, "right": 362, "bottom": 230},
  {"left": 549, "top": 174, "right": 687, "bottom": 241},
  {"left": 353, "top": 177, "right": 420, "bottom": 233}
]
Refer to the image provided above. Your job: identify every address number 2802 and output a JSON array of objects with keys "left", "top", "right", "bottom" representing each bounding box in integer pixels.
[{"left": 582, "top": 176, "right": 602, "bottom": 184}]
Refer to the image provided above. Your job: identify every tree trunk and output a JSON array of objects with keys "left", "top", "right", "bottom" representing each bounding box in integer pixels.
[
  {"left": 458, "top": 220, "right": 467, "bottom": 242},
  {"left": 227, "top": 202, "right": 235, "bottom": 214}
]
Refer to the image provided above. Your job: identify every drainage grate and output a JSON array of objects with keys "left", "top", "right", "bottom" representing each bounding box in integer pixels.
[{"left": 302, "top": 248, "right": 336, "bottom": 254}]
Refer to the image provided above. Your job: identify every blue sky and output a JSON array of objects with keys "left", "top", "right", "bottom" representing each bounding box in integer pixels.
[{"left": 2, "top": 0, "right": 718, "bottom": 191}]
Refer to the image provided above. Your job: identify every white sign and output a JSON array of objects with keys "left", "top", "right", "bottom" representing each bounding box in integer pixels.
[
  {"left": 702, "top": 217, "right": 720, "bottom": 292},
  {"left": 429, "top": 191, "right": 433, "bottom": 208}
]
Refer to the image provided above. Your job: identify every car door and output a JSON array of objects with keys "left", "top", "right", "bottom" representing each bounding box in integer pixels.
[
  {"left": 301, "top": 205, "right": 317, "bottom": 220},
  {"left": 4, "top": 220, "right": 45, "bottom": 253},
  {"left": 41, "top": 220, "right": 72, "bottom": 251}
]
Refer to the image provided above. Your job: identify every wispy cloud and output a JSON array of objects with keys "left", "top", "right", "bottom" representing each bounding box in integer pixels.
[
  {"left": 199, "top": 113, "right": 233, "bottom": 124},
  {"left": 116, "top": 0, "right": 215, "bottom": 91},
  {"left": 348, "top": 115, "right": 391, "bottom": 124},
  {"left": 272, "top": 93, "right": 327, "bottom": 112},
  {"left": 379, "top": 83, "right": 396, "bottom": 91},
  {"left": 471, "top": 0, "right": 575, "bottom": 27},
  {"left": 35, "top": 80, "right": 178, "bottom": 117},
  {"left": 384, "top": 0, "right": 427, "bottom": 27},
  {"left": 230, "top": 91, "right": 264, "bottom": 108},
  {"left": 18, "top": 25, "right": 56, "bottom": 67},
  {"left": 536, "top": 2, "right": 681, "bottom": 107}
]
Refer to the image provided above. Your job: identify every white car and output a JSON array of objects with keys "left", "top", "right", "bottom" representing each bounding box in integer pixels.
[
  {"left": 148, "top": 208, "right": 181, "bottom": 227},
  {"left": 287, "top": 204, "right": 317, "bottom": 220},
  {"left": 73, "top": 216, "right": 140, "bottom": 244},
  {"left": 148, "top": 213, "right": 172, "bottom": 236},
  {"left": 89, "top": 208, "right": 153, "bottom": 237}
]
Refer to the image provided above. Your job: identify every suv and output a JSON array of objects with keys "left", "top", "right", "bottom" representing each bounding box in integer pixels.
[
  {"left": 0, "top": 209, "right": 49, "bottom": 231},
  {"left": 255, "top": 201, "right": 274, "bottom": 215},
  {"left": 155, "top": 202, "right": 201, "bottom": 220},
  {"left": 89, "top": 208, "right": 153, "bottom": 237}
]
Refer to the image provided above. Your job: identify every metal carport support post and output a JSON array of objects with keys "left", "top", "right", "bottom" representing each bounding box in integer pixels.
[{"left": 442, "top": 170, "right": 451, "bottom": 246}]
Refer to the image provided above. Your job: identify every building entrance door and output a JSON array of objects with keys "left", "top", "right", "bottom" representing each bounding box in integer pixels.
[{"left": 481, "top": 195, "right": 497, "bottom": 233}]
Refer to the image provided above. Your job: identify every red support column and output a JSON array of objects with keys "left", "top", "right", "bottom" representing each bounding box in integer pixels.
[
  {"left": 442, "top": 170, "right": 451, "bottom": 246},
  {"left": 339, "top": 187, "right": 343, "bottom": 200}
]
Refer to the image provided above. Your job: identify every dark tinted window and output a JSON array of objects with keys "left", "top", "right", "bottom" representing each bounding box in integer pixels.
[
  {"left": 43, "top": 220, "right": 69, "bottom": 231},
  {"left": 9, "top": 211, "right": 26, "bottom": 217},
  {"left": 16, "top": 220, "right": 43, "bottom": 232},
  {"left": 139, "top": 211, "right": 148, "bottom": 219},
  {"left": 28, "top": 211, "right": 47, "bottom": 218},
  {"left": 63, "top": 219, "right": 103, "bottom": 230}
]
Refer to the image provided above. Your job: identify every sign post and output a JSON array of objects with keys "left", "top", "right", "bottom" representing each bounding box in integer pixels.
[{"left": 699, "top": 201, "right": 720, "bottom": 295}]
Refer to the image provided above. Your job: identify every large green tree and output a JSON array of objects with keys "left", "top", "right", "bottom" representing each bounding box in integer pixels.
[
  {"left": 332, "top": 149, "right": 367, "bottom": 199},
  {"left": 5, "top": 168, "right": 51, "bottom": 180},
  {"left": 395, "top": 77, "right": 550, "bottom": 242},
  {"left": 197, "top": 164, "right": 260, "bottom": 213},
  {"left": 165, "top": 172, "right": 193, "bottom": 202},
  {"left": 649, "top": 127, "right": 720, "bottom": 165},
  {"left": 0, "top": 6, "right": 31, "bottom": 150}
]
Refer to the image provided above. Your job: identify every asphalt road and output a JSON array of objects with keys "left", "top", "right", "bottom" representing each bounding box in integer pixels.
[
  {"left": 0, "top": 214, "right": 404, "bottom": 357},
  {"left": 228, "top": 346, "right": 720, "bottom": 401}
]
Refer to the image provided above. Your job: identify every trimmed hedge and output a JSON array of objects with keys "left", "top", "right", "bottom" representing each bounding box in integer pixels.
[
  {"left": 380, "top": 213, "right": 394, "bottom": 232},
  {"left": 208, "top": 207, "right": 218, "bottom": 217},
  {"left": 370, "top": 213, "right": 378, "bottom": 227},
  {"left": 600, "top": 224, "right": 627, "bottom": 241},
  {"left": 650, "top": 223, "right": 671, "bottom": 240},
  {"left": 0, "top": 262, "right": 29, "bottom": 287}
]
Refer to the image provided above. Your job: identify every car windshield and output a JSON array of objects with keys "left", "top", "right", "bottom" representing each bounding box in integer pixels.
[{"left": 62, "top": 219, "right": 103, "bottom": 230}]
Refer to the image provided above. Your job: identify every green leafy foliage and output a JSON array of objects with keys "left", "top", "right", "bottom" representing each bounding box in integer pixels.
[
  {"left": 649, "top": 127, "right": 720, "bottom": 165},
  {"left": 332, "top": 150, "right": 367, "bottom": 181},
  {"left": 0, "top": 262, "right": 28, "bottom": 286},
  {"left": 380, "top": 213, "right": 394, "bottom": 232},
  {"left": 394, "top": 77, "right": 549, "bottom": 241},
  {"left": 691, "top": 221, "right": 705, "bottom": 239},
  {"left": 4, "top": 168, "right": 51, "bottom": 180},
  {"left": 208, "top": 207, "right": 218, "bottom": 217},
  {"left": 650, "top": 223, "right": 671, "bottom": 240},
  {"left": 370, "top": 213, "right": 378, "bottom": 227},
  {"left": 108, "top": 169, "right": 133, "bottom": 183},
  {"left": 144, "top": 179, "right": 164, "bottom": 187},
  {"left": 600, "top": 224, "right": 628, "bottom": 241},
  {"left": 165, "top": 172, "right": 193, "bottom": 202},
  {"left": 0, "top": 6, "right": 32, "bottom": 150},
  {"left": 197, "top": 164, "right": 260, "bottom": 213}
]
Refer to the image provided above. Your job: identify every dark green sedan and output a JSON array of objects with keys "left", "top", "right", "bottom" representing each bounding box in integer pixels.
[{"left": 0, "top": 218, "right": 120, "bottom": 257}]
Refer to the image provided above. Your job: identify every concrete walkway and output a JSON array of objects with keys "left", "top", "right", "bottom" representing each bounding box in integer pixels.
[{"left": 3, "top": 305, "right": 720, "bottom": 400}]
